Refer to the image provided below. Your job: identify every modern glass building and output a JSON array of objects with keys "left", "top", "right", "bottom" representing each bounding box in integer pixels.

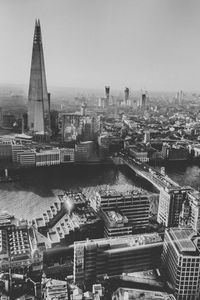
[{"left": 162, "top": 228, "right": 200, "bottom": 300}]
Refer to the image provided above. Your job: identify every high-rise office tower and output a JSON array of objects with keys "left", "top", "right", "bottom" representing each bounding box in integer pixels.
[
  {"left": 105, "top": 86, "right": 110, "bottom": 107},
  {"left": 124, "top": 87, "right": 129, "bottom": 105},
  {"left": 162, "top": 228, "right": 200, "bottom": 300},
  {"left": 157, "top": 186, "right": 191, "bottom": 227},
  {"left": 28, "top": 20, "right": 51, "bottom": 134},
  {"left": 141, "top": 92, "right": 146, "bottom": 109},
  {"left": 179, "top": 90, "right": 183, "bottom": 104}
]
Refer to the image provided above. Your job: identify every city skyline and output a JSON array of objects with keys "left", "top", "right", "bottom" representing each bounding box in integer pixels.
[{"left": 1, "top": 0, "right": 200, "bottom": 92}]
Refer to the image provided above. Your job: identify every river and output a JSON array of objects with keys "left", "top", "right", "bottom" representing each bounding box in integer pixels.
[{"left": 0, "top": 161, "right": 200, "bottom": 220}]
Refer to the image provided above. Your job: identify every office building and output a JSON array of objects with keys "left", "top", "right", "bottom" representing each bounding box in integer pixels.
[
  {"left": 60, "top": 114, "right": 83, "bottom": 142},
  {"left": 162, "top": 228, "right": 200, "bottom": 300},
  {"left": 74, "top": 233, "right": 163, "bottom": 284},
  {"left": 0, "top": 215, "right": 36, "bottom": 272},
  {"left": 0, "top": 140, "right": 12, "bottom": 160},
  {"left": 112, "top": 288, "right": 176, "bottom": 300},
  {"left": 157, "top": 186, "right": 191, "bottom": 227},
  {"left": 35, "top": 149, "right": 60, "bottom": 167},
  {"left": 139, "top": 92, "right": 147, "bottom": 109},
  {"left": 44, "top": 279, "right": 68, "bottom": 300},
  {"left": 2, "top": 114, "right": 16, "bottom": 129},
  {"left": 28, "top": 20, "right": 51, "bottom": 135},
  {"left": 124, "top": 87, "right": 129, "bottom": 106},
  {"left": 99, "top": 210, "right": 132, "bottom": 238},
  {"left": 17, "top": 149, "right": 36, "bottom": 166},
  {"left": 11, "top": 141, "right": 23, "bottom": 163},
  {"left": 80, "top": 103, "right": 87, "bottom": 116},
  {"left": 60, "top": 148, "right": 75, "bottom": 163},
  {"left": 161, "top": 143, "right": 189, "bottom": 161},
  {"left": 129, "top": 146, "right": 149, "bottom": 162},
  {"left": 92, "top": 189, "right": 150, "bottom": 230},
  {"left": 188, "top": 189, "right": 200, "bottom": 232},
  {"left": 105, "top": 86, "right": 110, "bottom": 107},
  {"left": 0, "top": 108, "right": 2, "bottom": 126},
  {"left": 75, "top": 141, "right": 94, "bottom": 162}
]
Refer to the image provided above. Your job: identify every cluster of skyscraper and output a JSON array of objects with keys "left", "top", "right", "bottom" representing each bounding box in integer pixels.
[{"left": 16, "top": 20, "right": 200, "bottom": 300}]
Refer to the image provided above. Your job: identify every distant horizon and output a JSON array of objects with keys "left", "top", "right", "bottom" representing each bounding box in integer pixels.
[
  {"left": 0, "top": 81, "right": 199, "bottom": 96},
  {"left": 1, "top": 0, "right": 200, "bottom": 92}
]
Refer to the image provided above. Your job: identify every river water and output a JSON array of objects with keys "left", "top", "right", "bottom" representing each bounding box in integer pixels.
[{"left": 0, "top": 161, "right": 200, "bottom": 220}]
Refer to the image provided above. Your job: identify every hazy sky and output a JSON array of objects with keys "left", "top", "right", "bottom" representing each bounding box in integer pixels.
[{"left": 1, "top": 0, "right": 200, "bottom": 91}]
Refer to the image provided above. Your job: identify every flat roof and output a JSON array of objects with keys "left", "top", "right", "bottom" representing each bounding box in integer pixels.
[
  {"left": 74, "top": 232, "right": 162, "bottom": 250},
  {"left": 114, "top": 288, "right": 175, "bottom": 300},
  {"left": 170, "top": 228, "right": 197, "bottom": 253}
]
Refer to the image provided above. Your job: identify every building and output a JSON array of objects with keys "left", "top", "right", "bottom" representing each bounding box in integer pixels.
[
  {"left": 60, "top": 114, "right": 83, "bottom": 142},
  {"left": 138, "top": 92, "right": 147, "bottom": 109},
  {"left": 60, "top": 148, "right": 75, "bottom": 163},
  {"left": 15, "top": 134, "right": 33, "bottom": 145},
  {"left": 44, "top": 279, "right": 68, "bottom": 300},
  {"left": 112, "top": 288, "right": 176, "bottom": 300},
  {"left": 99, "top": 210, "right": 132, "bottom": 238},
  {"left": 129, "top": 146, "right": 149, "bottom": 162},
  {"left": 33, "top": 192, "right": 102, "bottom": 247},
  {"left": 162, "top": 228, "right": 200, "bottom": 300},
  {"left": 157, "top": 186, "right": 191, "bottom": 227},
  {"left": 35, "top": 149, "right": 60, "bottom": 167},
  {"left": 161, "top": 143, "right": 189, "bottom": 161},
  {"left": 11, "top": 141, "right": 23, "bottom": 163},
  {"left": 17, "top": 149, "right": 36, "bottom": 166},
  {"left": 105, "top": 86, "right": 110, "bottom": 107},
  {"left": 74, "top": 233, "right": 163, "bottom": 284},
  {"left": 28, "top": 20, "right": 51, "bottom": 135},
  {"left": 188, "top": 189, "right": 200, "bottom": 232},
  {"left": 0, "top": 215, "right": 35, "bottom": 273},
  {"left": 2, "top": 114, "right": 16, "bottom": 129},
  {"left": 124, "top": 87, "right": 129, "bottom": 106},
  {"left": 82, "top": 117, "right": 96, "bottom": 141},
  {"left": 92, "top": 189, "right": 150, "bottom": 231},
  {"left": 75, "top": 142, "right": 94, "bottom": 162},
  {"left": 0, "top": 140, "right": 12, "bottom": 160},
  {"left": 98, "top": 134, "right": 123, "bottom": 159},
  {"left": 80, "top": 103, "right": 87, "bottom": 116},
  {"left": 144, "top": 131, "right": 151, "bottom": 144}
]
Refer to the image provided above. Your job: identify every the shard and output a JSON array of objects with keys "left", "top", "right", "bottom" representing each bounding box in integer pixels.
[{"left": 28, "top": 19, "right": 51, "bottom": 134}]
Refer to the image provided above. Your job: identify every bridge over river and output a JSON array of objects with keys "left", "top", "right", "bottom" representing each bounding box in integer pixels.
[{"left": 114, "top": 153, "right": 180, "bottom": 192}]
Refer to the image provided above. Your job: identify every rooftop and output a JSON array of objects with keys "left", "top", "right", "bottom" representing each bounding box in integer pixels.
[
  {"left": 75, "top": 232, "right": 162, "bottom": 251},
  {"left": 98, "top": 187, "right": 147, "bottom": 198},
  {"left": 113, "top": 287, "right": 176, "bottom": 300},
  {"left": 169, "top": 228, "right": 198, "bottom": 254},
  {"left": 103, "top": 210, "right": 129, "bottom": 227}
]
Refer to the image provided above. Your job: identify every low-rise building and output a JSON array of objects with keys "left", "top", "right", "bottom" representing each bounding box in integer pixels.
[{"left": 44, "top": 279, "right": 68, "bottom": 300}]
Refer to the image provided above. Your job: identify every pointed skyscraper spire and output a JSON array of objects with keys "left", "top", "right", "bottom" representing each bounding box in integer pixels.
[{"left": 28, "top": 20, "right": 51, "bottom": 135}]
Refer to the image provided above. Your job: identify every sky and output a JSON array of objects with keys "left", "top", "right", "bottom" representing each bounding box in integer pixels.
[{"left": 1, "top": 0, "right": 200, "bottom": 92}]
